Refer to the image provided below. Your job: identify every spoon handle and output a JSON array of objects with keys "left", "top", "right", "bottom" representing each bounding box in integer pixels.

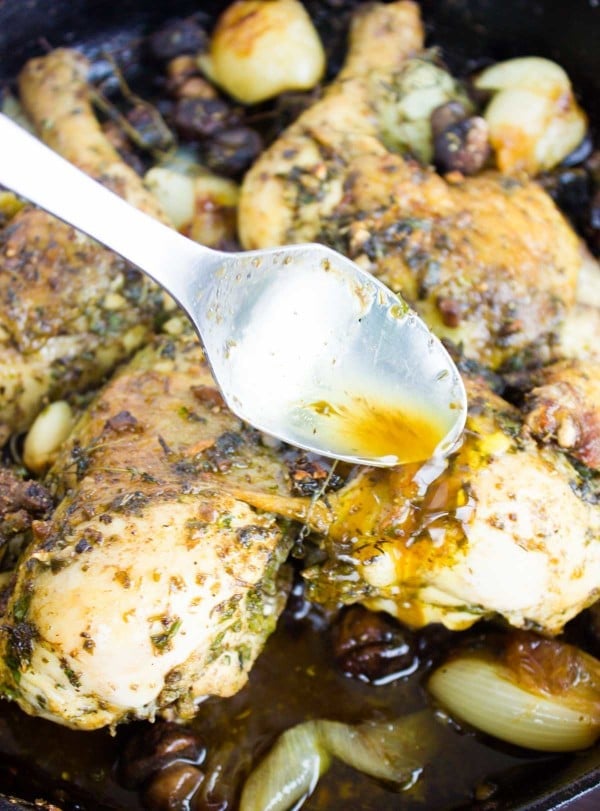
[{"left": 0, "top": 113, "right": 215, "bottom": 303}]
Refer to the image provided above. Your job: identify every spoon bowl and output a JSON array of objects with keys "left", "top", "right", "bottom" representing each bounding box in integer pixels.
[{"left": 0, "top": 113, "right": 466, "bottom": 466}]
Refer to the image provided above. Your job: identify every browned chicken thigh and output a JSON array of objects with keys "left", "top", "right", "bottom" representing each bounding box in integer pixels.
[
  {"left": 0, "top": 45, "right": 258, "bottom": 441},
  {"left": 0, "top": 49, "right": 173, "bottom": 439},
  {"left": 18, "top": 49, "right": 168, "bottom": 220},
  {"left": 236, "top": 0, "right": 600, "bottom": 637}
]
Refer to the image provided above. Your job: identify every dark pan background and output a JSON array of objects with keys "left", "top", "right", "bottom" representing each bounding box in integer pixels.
[{"left": 0, "top": 1, "right": 598, "bottom": 809}]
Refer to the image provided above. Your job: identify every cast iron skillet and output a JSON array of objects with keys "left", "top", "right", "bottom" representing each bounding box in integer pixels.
[{"left": 0, "top": 1, "right": 598, "bottom": 809}]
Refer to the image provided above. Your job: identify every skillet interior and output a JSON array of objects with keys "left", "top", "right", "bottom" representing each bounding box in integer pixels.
[{"left": 0, "top": 1, "right": 598, "bottom": 808}]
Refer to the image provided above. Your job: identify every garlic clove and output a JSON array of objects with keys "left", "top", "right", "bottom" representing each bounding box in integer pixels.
[{"left": 206, "top": 0, "right": 325, "bottom": 105}]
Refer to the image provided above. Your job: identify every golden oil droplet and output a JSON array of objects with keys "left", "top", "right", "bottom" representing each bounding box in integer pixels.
[{"left": 305, "top": 396, "right": 448, "bottom": 464}]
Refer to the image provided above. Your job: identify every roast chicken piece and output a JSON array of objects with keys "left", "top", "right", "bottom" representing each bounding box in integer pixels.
[
  {"left": 504, "top": 254, "right": 600, "bottom": 468},
  {"left": 240, "top": 376, "right": 600, "bottom": 635},
  {"left": 0, "top": 205, "right": 162, "bottom": 437},
  {"left": 239, "top": 1, "right": 582, "bottom": 370},
  {"left": 18, "top": 49, "right": 168, "bottom": 220},
  {"left": 0, "top": 50, "right": 171, "bottom": 438},
  {"left": 558, "top": 250, "right": 600, "bottom": 364},
  {"left": 0, "top": 330, "right": 293, "bottom": 729},
  {"left": 523, "top": 359, "right": 600, "bottom": 471}
]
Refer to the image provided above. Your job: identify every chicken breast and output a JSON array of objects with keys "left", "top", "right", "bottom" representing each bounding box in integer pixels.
[
  {"left": 0, "top": 330, "right": 293, "bottom": 729},
  {"left": 239, "top": 1, "right": 581, "bottom": 370},
  {"left": 240, "top": 377, "right": 600, "bottom": 635}
]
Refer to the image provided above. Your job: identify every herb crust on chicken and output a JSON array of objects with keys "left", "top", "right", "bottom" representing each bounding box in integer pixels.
[
  {"left": 0, "top": 332, "right": 293, "bottom": 730},
  {"left": 239, "top": 1, "right": 582, "bottom": 371}
]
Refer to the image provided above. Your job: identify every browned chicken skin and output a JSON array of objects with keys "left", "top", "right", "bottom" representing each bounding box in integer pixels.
[
  {"left": 524, "top": 360, "right": 600, "bottom": 471},
  {"left": 0, "top": 49, "right": 173, "bottom": 438},
  {"left": 239, "top": 1, "right": 582, "bottom": 370},
  {"left": 0, "top": 206, "right": 162, "bottom": 436},
  {"left": 18, "top": 49, "right": 168, "bottom": 220}
]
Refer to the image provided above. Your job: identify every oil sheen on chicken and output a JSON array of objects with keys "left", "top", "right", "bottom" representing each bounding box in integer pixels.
[{"left": 227, "top": 374, "right": 598, "bottom": 634}]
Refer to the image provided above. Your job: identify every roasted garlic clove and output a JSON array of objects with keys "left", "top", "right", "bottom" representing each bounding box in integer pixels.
[
  {"left": 23, "top": 400, "right": 76, "bottom": 475},
  {"left": 202, "top": 0, "right": 325, "bottom": 104},
  {"left": 475, "top": 56, "right": 587, "bottom": 174}
]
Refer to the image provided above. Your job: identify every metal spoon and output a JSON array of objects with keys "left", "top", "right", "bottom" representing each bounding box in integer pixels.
[{"left": 0, "top": 113, "right": 466, "bottom": 467}]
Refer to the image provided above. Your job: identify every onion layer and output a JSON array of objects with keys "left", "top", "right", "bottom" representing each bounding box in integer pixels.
[
  {"left": 428, "top": 650, "right": 600, "bottom": 752},
  {"left": 240, "top": 710, "right": 437, "bottom": 811}
]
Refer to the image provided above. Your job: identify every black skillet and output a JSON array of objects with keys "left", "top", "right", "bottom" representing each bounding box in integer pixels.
[{"left": 0, "top": 1, "right": 598, "bottom": 809}]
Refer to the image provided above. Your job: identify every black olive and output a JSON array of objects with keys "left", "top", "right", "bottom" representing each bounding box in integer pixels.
[
  {"left": 166, "top": 57, "right": 218, "bottom": 101},
  {"left": 148, "top": 18, "right": 208, "bottom": 62},
  {"left": 434, "top": 116, "right": 491, "bottom": 176},
  {"left": 142, "top": 762, "right": 204, "bottom": 811},
  {"left": 587, "top": 150, "right": 600, "bottom": 187},
  {"left": 156, "top": 98, "right": 176, "bottom": 120},
  {"left": 332, "top": 605, "right": 418, "bottom": 683},
  {"left": 167, "top": 54, "right": 197, "bottom": 78},
  {"left": 203, "top": 128, "right": 264, "bottom": 177},
  {"left": 176, "top": 77, "right": 220, "bottom": 101},
  {"left": 552, "top": 168, "right": 590, "bottom": 217},
  {"left": 560, "top": 131, "right": 594, "bottom": 167},
  {"left": 588, "top": 188, "right": 600, "bottom": 255},
  {"left": 117, "top": 721, "right": 205, "bottom": 789},
  {"left": 539, "top": 167, "right": 593, "bottom": 244},
  {"left": 0, "top": 468, "right": 52, "bottom": 546},
  {"left": 590, "top": 188, "right": 600, "bottom": 230},
  {"left": 126, "top": 104, "right": 175, "bottom": 152},
  {"left": 286, "top": 452, "right": 345, "bottom": 497},
  {"left": 173, "top": 98, "right": 237, "bottom": 140},
  {"left": 430, "top": 100, "right": 468, "bottom": 139}
]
